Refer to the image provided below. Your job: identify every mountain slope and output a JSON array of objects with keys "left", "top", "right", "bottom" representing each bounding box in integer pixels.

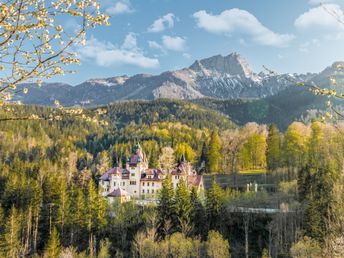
[
  {"left": 96, "top": 99, "right": 235, "bottom": 130},
  {"left": 13, "top": 52, "right": 314, "bottom": 106}
]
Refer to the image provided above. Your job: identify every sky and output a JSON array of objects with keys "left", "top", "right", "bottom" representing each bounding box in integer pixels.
[{"left": 59, "top": 0, "right": 344, "bottom": 85}]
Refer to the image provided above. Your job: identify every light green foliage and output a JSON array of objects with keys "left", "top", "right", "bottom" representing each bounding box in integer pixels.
[
  {"left": 261, "top": 248, "right": 269, "bottom": 258},
  {"left": 174, "top": 142, "right": 196, "bottom": 163},
  {"left": 57, "top": 178, "right": 71, "bottom": 237},
  {"left": 134, "top": 231, "right": 230, "bottom": 258},
  {"left": 98, "top": 239, "right": 111, "bottom": 258},
  {"left": 206, "top": 230, "right": 230, "bottom": 258},
  {"left": 44, "top": 227, "right": 61, "bottom": 258},
  {"left": 284, "top": 122, "right": 310, "bottom": 168},
  {"left": 266, "top": 124, "right": 281, "bottom": 171},
  {"left": 290, "top": 236, "right": 322, "bottom": 258},
  {"left": 238, "top": 132, "right": 267, "bottom": 170},
  {"left": 168, "top": 233, "right": 195, "bottom": 258},
  {"left": 0, "top": 206, "right": 21, "bottom": 258},
  {"left": 208, "top": 131, "right": 222, "bottom": 173}
]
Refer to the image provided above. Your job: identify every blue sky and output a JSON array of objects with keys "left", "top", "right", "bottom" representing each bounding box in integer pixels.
[{"left": 60, "top": 0, "right": 344, "bottom": 85}]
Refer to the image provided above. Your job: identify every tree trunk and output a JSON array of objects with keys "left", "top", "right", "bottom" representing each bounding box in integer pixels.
[{"left": 244, "top": 214, "right": 249, "bottom": 258}]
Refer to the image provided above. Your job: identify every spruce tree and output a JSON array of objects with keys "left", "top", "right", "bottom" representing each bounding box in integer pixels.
[
  {"left": 174, "top": 178, "right": 192, "bottom": 234},
  {"left": 86, "top": 179, "right": 98, "bottom": 255},
  {"left": 0, "top": 204, "right": 4, "bottom": 232},
  {"left": 44, "top": 227, "right": 61, "bottom": 258},
  {"left": 70, "top": 184, "right": 86, "bottom": 245},
  {"left": 57, "top": 178, "right": 70, "bottom": 239},
  {"left": 190, "top": 187, "right": 206, "bottom": 238},
  {"left": 157, "top": 175, "right": 175, "bottom": 239},
  {"left": 199, "top": 141, "right": 209, "bottom": 173},
  {"left": 97, "top": 192, "right": 108, "bottom": 235},
  {"left": 206, "top": 179, "right": 225, "bottom": 231},
  {"left": 86, "top": 179, "right": 98, "bottom": 233},
  {"left": 303, "top": 163, "right": 339, "bottom": 243},
  {"left": 1, "top": 206, "right": 21, "bottom": 258}
]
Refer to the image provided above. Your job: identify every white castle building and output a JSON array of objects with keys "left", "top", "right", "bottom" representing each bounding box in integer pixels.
[{"left": 99, "top": 143, "right": 203, "bottom": 203}]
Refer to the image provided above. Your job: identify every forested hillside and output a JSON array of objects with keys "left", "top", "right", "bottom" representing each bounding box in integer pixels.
[
  {"left": 1, "top": 103, "right": 344, "bottom": 257},
  {"left": 194, "top": 86, "right": 329, "bottom": 130}
]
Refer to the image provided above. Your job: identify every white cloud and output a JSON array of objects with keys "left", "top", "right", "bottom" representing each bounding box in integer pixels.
[
  {"left": 162, "top": 36, "right": 186, "bottom": 51},
  {"left": 298, "top": 39, "right": 320, "bottom": 53},
  {"left": 106, "top": 1, "right": 134, "bottom": 16},
  {"left": 64, "top": 19, "right": 82, "bottom": 33},
  {"left": 79, "top": 35, "right": 159, "bottom": 69},
  {"left": 308, "top": 0, "right": 339, "bottom": 5},
  {"left": 193, "top": 9, "right": 294, "bottom": 47},
  {"left": 295, "top": 4, "right": 344, "bottom": 31},
  {"left": 148, "top": 41, "right": 165, "bottom": 51},
  {"left": 148, "top": 13, "right": 175, "bottom": 33},
  {"left": 183, "top": 53, "right": 192, "bottom": 59},
  {"left": 122, "top": 32, "right": 138, "bottom": 51}
]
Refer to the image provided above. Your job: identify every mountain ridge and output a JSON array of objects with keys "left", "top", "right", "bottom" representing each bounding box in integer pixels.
[{"left": 12, "top": 53, "right": 339, "bottom": 107}]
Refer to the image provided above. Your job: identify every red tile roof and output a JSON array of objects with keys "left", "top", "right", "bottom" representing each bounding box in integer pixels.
[
  {"left": 107, "top": 188, "right": 131, "bottom": 197},
  {"left": 141, "top": 169, "right": 163, "bottom": 181},
  {"left": 100, "top": 167, "right": 121, "bottom": 181},
  {"left": 187, "top": 175, "right": 203, "bottom": 188}
]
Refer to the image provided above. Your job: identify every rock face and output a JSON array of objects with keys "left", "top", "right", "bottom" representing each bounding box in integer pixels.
[{"left": 12, "top": 52, "right": 323, "bottom": 106}]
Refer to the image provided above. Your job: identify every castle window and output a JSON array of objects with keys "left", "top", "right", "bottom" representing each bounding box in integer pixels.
[
  {"left": 147, "top": 190, "right": 149, "bottom": 194},
  {"left": 152, "top": 182, "right": 154, "bottom": 187},
  {"left": 131, "top": 173, "right": 135, "bottom": 177},
  {"left": 147, "top": 182, "right": 150, "bottom": 187},
  {"left": 142, "top": 190, "right": 145, "bottom": 193},
  {"left": 130, "top": 181, "right": 136, "bottom": 185},
  {"left": 114, "top": 182, "right": 116, "bottom": 186},
  {"left": 142, "top": 182, "right": 145, "bottom": 186},
  {"left": 122, "top": 182, "right": 125, "bottom": 186}
]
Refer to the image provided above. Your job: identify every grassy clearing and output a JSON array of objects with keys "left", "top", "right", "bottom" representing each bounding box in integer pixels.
[
  {"left": 239, "top": 169, "right": 268, "bottom": 174},
  {"left": 203, "top": 172, "right": 272, "bottom": 190}
]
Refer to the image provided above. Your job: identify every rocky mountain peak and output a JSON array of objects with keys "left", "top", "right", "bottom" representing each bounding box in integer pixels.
[{"left": 189, "top": 52, "right": 254, "bottom": 78}]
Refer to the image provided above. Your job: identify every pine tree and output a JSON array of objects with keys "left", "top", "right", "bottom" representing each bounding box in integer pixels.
[
  {"left": 157, "top": 175, "right": 175, "bottom": 239},
  {"left": 57, "top": 178, "right": 70, "bottom": 239},
  {"left": 308, "top": 121, "right": 324, "bottom": 169},
  {"left": 174, "top": 178, "right": 192, "bottom": 235},
  {"left": 98, "top": 239, "right": 111, "bottom": 258},
  {"left": 86, "top": 179, "right": 98, "bottom": 256},
  {"left": 0, "top": 206, "right": 21, "bottom": 258},
  {"left": 97, "top": 192, "right": 108, "bottom": 234},
  {"left": 298, "top": 157, "right": 340, "bottom": 244},
  {"left": 266, "top": 124, "right": 280, "bottom": 171},
  {"left": 190, "top": 187, "right": 206, "bottom": 238},
  {"left": 0, "top": 204, "right": 4, "bottom": 232},
  {"left": 86, "top": 179, "right": 98, "bottom": 233},
  {"left": 199, "top": 141, "right": 209, "bottom": 173},
  {"left": 206, "top": 179, "right": 225, "bottom": 231},
  {"left": 70, "top": 184, "right": 86, "bottom": 245},
  {"left": 44, "top": 227, "right": 61, "bottom": 258},
  {"left": 208, "top": 131, "right": 221, "bottom": 173}
]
